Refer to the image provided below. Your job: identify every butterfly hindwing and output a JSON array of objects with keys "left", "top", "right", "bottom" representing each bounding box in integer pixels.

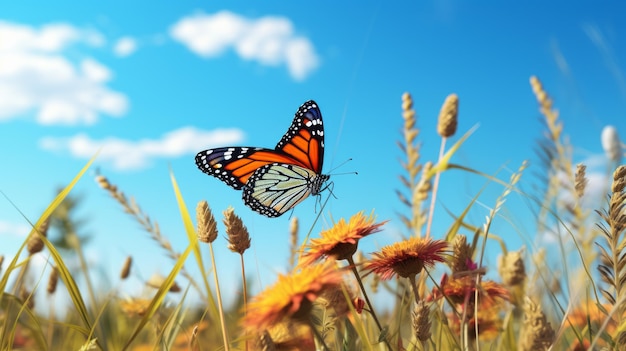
[{"left": 242, "top": 163, "right": 329, "bottom": 217}]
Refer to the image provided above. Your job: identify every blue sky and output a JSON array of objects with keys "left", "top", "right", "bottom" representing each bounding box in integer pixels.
[{"left": 1, "top": 1, "right": 625, "bottom": 305}]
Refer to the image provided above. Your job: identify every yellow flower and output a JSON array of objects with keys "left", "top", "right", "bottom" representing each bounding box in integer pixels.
[
  {"left": 301, "top": 211, "right": 386, "bottom": 265},
  {"left": 243, "top": 263, "right": 344, "bottom": 330},
  {"left": 364, "top": 237, "right": 448, "bottom": 279}
]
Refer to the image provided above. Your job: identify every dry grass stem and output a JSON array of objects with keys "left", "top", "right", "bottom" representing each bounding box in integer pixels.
[
  {"left": 412, "top": 299, "right": 432, "bottom": 342},
  {"left": 197, "top": 200, "right": 218, "bottom": 244},
  {"left": 574, "top": 163, "right": 587, "bottom": 200},
  {"left": 146, "top": 273, "right": 181, "bottom": 293},
  {"left": 519, "top": 297, "right": 554, "bottom": 351},
  {"left": 427, "top": 94, "right": 460, "bottom": 239},
  {"left": 120, "top": 256, "right": 132, "bottom": 280},
  {"left": 596, "top": 165, "right": 626, "bottom": 323},
  {"left": 397, "top": 92, "right": 426, "bottom": 235},
  {"left": 27, "top": 217, "right": 49, "bottom": 255},
  {"left": 498, "top": 250, "right": 526, "bottom": 287},
  {"left": 437, "top": 93, "right": 459, "bottom": 138},
  {"left": 289, "top": 217, "right": 299, "bottom": 269},
  {"left": 20, "top": 286, "right": 34, "bottom": 309},
  {"left": 47, "top": 266, "right": 59, "bottom": 294},
  {"left": 27, "top": 235, "right": 44, "bottom": 255},
  {"left": 223, "top": 207, "right": 251, "bottom": 254},
  {"left": 530, "top": 76, "right": 580, "bottom": 240},
  {"left": 450, "top": 235, "right": 473, "bottom": 275},
  {"left": 415, "top": 161, "right": 433, "bottom": 203},
  {"left": 96, "top": 174, "right": 204, "bottom": 296}
]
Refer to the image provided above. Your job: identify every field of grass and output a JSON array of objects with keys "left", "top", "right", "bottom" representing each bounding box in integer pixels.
[{"left": 2, "top": 75, "right": 625, "bottom": 350}]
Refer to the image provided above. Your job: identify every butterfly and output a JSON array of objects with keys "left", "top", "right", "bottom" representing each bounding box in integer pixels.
[{"left": 195, "top": 100, "right": 330, "bottom": 217}]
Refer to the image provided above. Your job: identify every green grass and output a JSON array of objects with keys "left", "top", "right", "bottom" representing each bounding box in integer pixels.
[{"left": 2, "top": 77, "right": 625, "bottom": 351}]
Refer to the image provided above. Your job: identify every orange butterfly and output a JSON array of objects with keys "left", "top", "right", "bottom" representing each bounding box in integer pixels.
[{"left": 195, "top": 100, "right": 329, "bottom": 217}]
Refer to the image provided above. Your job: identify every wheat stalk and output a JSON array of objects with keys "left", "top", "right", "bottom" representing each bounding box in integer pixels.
[{"left": 596, "top": 165, "right": 626, "bottom": 333}]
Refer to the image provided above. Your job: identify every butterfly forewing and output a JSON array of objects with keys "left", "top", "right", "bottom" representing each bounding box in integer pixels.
[
  {"left": 195, "top": 147, "right": 302, "bottom": 190},
  {"left": 275, "top": 100, "right": 325, "bottom": 173}
]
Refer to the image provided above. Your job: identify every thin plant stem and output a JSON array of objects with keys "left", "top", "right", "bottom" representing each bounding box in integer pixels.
[
  {"left": 346, "top": 256, "right": 392, "bottom": 350},
  {"left": 408, "top": 275, "right": 420, "bottom": 304},
  {"left": 309, "top": 320, "right": 331, "bottom": 351},
  {"left": 47, "top": 296, "right": 55, "bottom": 346},
  {"left": 239, "top": 253, "right": 248, "bottom": 351},
  {"left": 72, "top": 233, "right": 98, "bottom": 311},
  {"left": 425, "top": 138, "right": 447, "bottom": 239},
  {"left": 209, "top": 242, "right": 230, "bottom": 351}
]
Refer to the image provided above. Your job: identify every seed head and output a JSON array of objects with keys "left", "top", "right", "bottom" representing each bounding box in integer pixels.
[
  {"left": 223, "top": 207, "right": 251, "bottom": 254},
  {"left": 437, "top": 94, "right": 459, "bottom": 138},
  {"left": 196, "top": 200, "right": 218, "bottom": 243}
]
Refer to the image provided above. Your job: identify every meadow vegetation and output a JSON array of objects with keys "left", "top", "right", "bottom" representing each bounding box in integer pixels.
[{"left": 2, "top": 76, "right": 625, "bottom": 350}]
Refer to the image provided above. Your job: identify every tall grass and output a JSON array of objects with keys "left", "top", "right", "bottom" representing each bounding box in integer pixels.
[{"left": 1, "top": 76, "right": 625, "bottom": 350}]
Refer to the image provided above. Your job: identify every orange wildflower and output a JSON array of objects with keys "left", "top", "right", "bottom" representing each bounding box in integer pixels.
[
  {"left": 301, "top": 211, "right": 387, "bottom": 265},
  {"left": 566, "top": 302, "right": 613, "bottom": 331},
  {"left": 364, "top": 237, "right": 448, "bottom": 279},
  {"left": 243, "top": 263, "right": 344, "bottom": 330},
  {"left": 564, "top": 302, "right": 617, "bottom": 349},
  {"left": 448, "top": 300, "right": 504, "bottom": 342},
  {"left": 429, "top": 274, "right": 510, "bottom": 308}
]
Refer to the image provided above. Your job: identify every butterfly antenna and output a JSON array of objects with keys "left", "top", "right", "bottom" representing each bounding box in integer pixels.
[
  {"left": 327, "top": 158, "right": 358, "bottom": 177},
  {"left": 328, "top": 158, "right": 353, "bottom": 173}
]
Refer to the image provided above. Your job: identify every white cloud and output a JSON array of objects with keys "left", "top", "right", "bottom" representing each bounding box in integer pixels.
[
  {"left": 113, "top": 36, "right": 137, "bottom": 57},
  {"left": 0, "top": 21, "right": 128, "bottom": 125},
  {"left": 170, "top": 11, "right": 319, "bottom": 81},
  {"left": 81, "top": 58, "right": 111, "bottom": 82},
  {"left": 0, "top": 220, "right": 30, "bottom": 237},
  {"left": 40, "top": 126, "right": 245, "bottom": 170}
]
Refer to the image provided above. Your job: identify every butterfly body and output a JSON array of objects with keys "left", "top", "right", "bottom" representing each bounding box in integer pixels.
[{"left": 195, "top": 100, "right": 329, "bottom": 217}]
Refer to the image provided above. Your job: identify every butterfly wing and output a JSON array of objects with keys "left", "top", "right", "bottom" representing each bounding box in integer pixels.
[
  {"left": 243, "top": 163, "right": 328, "bottom": 217},
  {"left": 275, "top": 100, "right": 325, "bottom": 174},
  {"left": 195, "top": 147, "right": 302, "bottom": 190},
  {"left": 195, "top": 100, "right": 328, "bottom": 217}
]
